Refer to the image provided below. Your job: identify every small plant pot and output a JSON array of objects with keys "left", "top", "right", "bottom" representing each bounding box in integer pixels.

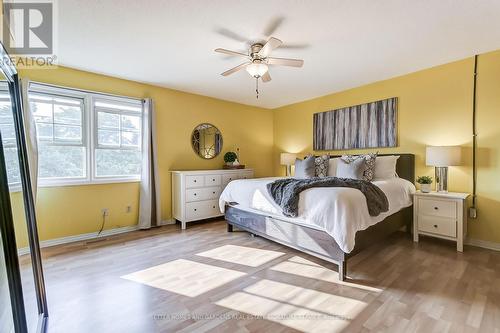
[{"left": 420, "top": 183, "right": 431, "bottom": 193}]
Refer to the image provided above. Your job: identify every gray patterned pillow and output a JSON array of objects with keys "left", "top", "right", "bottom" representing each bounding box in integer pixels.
[
  {"left": 314, "top": 154, "right": 330, "bottom": 178},
  {"left": 340, "top": 153, "right": 377, "bottom": 181}
]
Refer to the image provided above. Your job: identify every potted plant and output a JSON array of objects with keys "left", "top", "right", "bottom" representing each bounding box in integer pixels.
[
  {"left": 224, "top": 151, "right": 238, "bottom": 166},
  {"left": 416, "top": 176, "right": 433, "bottom": 193}
]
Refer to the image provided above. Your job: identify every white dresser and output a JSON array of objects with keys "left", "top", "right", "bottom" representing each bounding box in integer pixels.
[{"left": 171, "top": 169, "right": 254, "bottom": 229}]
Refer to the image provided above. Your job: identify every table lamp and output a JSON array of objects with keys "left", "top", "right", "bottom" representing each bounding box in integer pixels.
[
  {"left": 280, "top": 153, "right": 297, "bottom": 177},
  {"left": 426, "top": 146, "right": 462, "bottom": 192}
]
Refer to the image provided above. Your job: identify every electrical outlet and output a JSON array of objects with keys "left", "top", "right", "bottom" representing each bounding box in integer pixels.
[
  {"left": 101, "top": 208, "right": 109, "bottom": 217},
  {"left": 469, "top": 207, "right": 477, "bottom": 219},
  {"left": 126, "top": 205, "right": 132, "bottom": 213}
]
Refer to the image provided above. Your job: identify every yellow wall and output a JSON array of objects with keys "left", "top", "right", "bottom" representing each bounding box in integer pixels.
[
  {"left": 273, "top": 50, "right": 500, "bottom": 243},
  {"left": 13, "top": 66, "right": 274, "bottom": 247},
  {"left": 11, "top": 49, "right": 500, "bottom": 248}
]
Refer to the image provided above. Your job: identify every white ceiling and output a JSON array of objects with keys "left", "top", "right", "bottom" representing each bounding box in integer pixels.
[{"left": 58, "top": 0, "right": 500, "bottom": 109}]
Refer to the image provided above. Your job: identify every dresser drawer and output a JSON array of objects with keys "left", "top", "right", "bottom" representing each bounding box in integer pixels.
[
  {"left": 204, "top": 175, "right": 221, "bottom": 186},
  {"left": 186, "top": 187, "right": 221, "bottom": 202},
  {"left": 239, "top": 171, "right": 254, "bottom": 179},
  {"left": 418, "top": 198, "right": 456, "bottom": 218},
  {"left": 222, "top": 173, "right": 239, "bottom": 187},
  {"left": 185, "top": 175, "right": 204, "bottom": 188},
  {"left": 186, "top": 200, "right": 221, "bottom": 220},
  {"left": 418, "top": 215, "right": 456, "bottom": 238}
]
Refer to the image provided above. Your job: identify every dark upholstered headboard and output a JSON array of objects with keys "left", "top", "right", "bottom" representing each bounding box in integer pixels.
[{"left": 327, "top": 153, "right": 415, "bottom": 184}]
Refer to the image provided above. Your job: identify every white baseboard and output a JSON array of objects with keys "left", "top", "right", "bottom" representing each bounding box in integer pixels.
[
  {"left": 465, "top": 238, "right": 500, "bottom": 252},
  {"left": 18, "top": 225, "right": 139, "bottom": 256},
  {"left": 18, "top": 219, "right": 178, "bottom": 256},
  {"left": 160, "top": 219, "right": 176, "bottom": 225}
]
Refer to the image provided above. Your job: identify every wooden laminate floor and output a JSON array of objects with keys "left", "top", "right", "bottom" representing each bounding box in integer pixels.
[{"left": 23, "top": 220, "right": 500, "bottom": 333}]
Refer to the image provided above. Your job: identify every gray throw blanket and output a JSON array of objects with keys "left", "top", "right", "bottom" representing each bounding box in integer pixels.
[{"left": 266, "top": 177, "right": 389, "bottom": 218}]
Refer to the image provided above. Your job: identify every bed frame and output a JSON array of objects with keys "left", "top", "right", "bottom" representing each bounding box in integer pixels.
[{"left": 225, "top": 153, "right": 415, "bottom": 281}]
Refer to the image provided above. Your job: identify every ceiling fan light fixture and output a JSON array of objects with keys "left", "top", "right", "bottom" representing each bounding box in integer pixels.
[{"left": 246, "top": 61, "right": 268, "bottom": 78}]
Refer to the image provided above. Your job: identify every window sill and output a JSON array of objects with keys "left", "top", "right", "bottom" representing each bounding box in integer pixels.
[{"left": 39, "top": 178, "right": 141, "bottom": 189}]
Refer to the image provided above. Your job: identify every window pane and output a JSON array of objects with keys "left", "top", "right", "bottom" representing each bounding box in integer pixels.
[
  {"left": 31, "top": 102, "right": 53, "bottom": 123},
  {"left": 38, "top": 145, "right": 86, "bottom": 179},
  {"left": 121, "top": 131, "right": 140, "bottom": 148},
  {"left": 95, "top": 100, "right": 142, "bottom": 113},
  {"left": 98, "top": 129, "right": 119, "bottom": 146},
  {"left": 3, "top": 147, "right": 21, "bottom": 186},
  {"left": 0, "top": 123, "right": 16, "bottom": 145},
  {"left": 54, "top": 104, "right": 81, "bottom": 125},
  {"left": 36, "top": 123, "right": 53, "bottom": 141},
  {"left": 121, "top": 115, "right": 141, "bottom": 131},
  {"left": 54, "top": 124, "right": 82, "bottom": 143},
  {"left": 95, "top": 149, "right": 141, "bottom": 177},
  {"left": 98, "top": 112, "right": 119, "bottom": 129}
]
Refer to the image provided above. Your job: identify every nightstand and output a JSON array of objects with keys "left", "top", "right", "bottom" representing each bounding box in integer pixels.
[{"left": 413, "top": 191, "right": 469, "bottom": 252}]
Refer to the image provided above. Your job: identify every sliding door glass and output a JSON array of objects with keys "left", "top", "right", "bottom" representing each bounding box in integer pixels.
[{"left": 1, "top": 84, "right": 39, "bottom": 332}]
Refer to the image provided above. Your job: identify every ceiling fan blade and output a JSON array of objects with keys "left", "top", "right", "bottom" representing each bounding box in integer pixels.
[
  {"left": 215, "top": 28, "right": 249, "bottom": 43},
  {"left": 263, "top": 17, "right": 285, "bottom": 36},
  {"left": 258, "top": 37, "right": 282, "bottom": 57},
  {"left": 221, "top": 62, "right": 251, "bottom": 76},
  {"left": 261, "top": 71, "right": 272, "bottom": 83},
  {"left": 215, "top": 48, "right": 248, "bottom": 57},
  {"left": 267, "top": 57, "right": 304, "bottom": 67}
]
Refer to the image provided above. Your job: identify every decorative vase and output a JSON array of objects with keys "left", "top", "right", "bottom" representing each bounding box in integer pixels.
[
  {"left": 420, "top": 183, "right": 431, "bottom": 193},
  {"left": 232, "top": 159, "right": 240, "bottom": 166}
]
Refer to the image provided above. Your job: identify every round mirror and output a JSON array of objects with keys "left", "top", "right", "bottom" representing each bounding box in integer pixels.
[{"left": 191, "top": 123, "right": 223, "bottom": 159}]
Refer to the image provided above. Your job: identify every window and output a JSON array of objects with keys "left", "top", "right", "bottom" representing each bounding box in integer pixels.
[
  {"left": 31, "top": 93, "right": 86, "bottom": 180},
  {"left": 94, "top": 99, "right": 142, "bottom": 178},
  {"left": 0, "top": 87, "right": 20, "bottom": 188},
  {"left": 29, "top": 83, "right": 143, "bottom": 186}
]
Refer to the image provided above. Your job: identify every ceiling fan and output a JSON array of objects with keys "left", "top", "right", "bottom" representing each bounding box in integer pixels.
[{"left": 215, "top": 37, "right": 304, "bottom": 98}]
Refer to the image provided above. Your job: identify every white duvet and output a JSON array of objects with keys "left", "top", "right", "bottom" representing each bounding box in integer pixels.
[{"left": 219, "top": 177, "right": 416, "bottom": 253}]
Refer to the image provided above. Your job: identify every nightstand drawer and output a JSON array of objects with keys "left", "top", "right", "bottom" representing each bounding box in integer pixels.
[
  {"left": 418, "top": 215, "right": 456, "bottom": 238},
  {"left": 418, "top": 198, "right": 456, "bottom": 218},
  {"left": 185, "top": 175, "right": 204, "bottom": 188}
]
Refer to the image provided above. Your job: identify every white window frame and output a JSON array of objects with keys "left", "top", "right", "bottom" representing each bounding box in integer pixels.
[
  {"left": 29, "top": 83, "right": 144, "bottom": 187},
  {"left": 0, "top": 82, "right": 22, "bottom": 191}
]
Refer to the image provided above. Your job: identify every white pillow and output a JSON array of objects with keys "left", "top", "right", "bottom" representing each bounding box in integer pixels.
[
  {"left": 374, "top": 155, "right": 399, "bottom": 180},
  {"left": 327, "top": 157, "right": 339, "bottom": 176}
]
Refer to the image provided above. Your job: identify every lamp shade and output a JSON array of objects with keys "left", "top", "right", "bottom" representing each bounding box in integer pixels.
[
  {"left": 280, "top": 153, "right": 297, "bottom": 166},
  {"left": 426, "top": 146, "right": 462, "bottom": 167}
]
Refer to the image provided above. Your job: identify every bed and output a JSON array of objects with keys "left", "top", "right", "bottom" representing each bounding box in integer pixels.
[{"left": 220, "top": 153, "right": 415, "bottom": 281}]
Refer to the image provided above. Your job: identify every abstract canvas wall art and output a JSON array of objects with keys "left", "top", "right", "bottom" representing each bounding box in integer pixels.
[{"left": 313, "top": 97, "right": 397, "bottom": 150}]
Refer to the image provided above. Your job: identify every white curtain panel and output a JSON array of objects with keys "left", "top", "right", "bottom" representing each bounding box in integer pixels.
[
  {"left": 139, "top": 98, "right": 161, "bottom": 229},
  {"left": 20, "top": 78, "right": 39, "bottom": 201}
]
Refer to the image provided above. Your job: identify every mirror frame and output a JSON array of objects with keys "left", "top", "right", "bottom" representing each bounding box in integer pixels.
[
  {"left": 190, "top": 123, "right": 223, "bottom": 160},
  {"left": 0, "top": 42, "right": 48, "bottom": 332}
]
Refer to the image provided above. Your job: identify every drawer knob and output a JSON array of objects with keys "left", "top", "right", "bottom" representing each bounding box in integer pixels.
[
  {"left": 213, "top": 178, "right": 215, "bottom": 181},
  {"left": 434, "top": 224, "right": 438, "bottom": 228},
  {"left": 213, "top": 206, "right": 216, "bottom": 209},
  {"left": 434, "top": 207, "right": 438, "bottom": 210},
  {"left": 213, "top": 191, "right": 216, "bottom": 194},
  {"left": 194, "top": 209, "right": 197, "bottom": 211},
  {"left": 194, "top": 193, "right": 197, "bottom": 196},
  {"left": 194, "top": 180, "right": 197, "bottom": 183}
]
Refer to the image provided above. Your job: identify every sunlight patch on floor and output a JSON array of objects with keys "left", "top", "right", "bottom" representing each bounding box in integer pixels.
[
  {"left": 196, "top": 244, "right": 285, "bottom": 267},
  {"left": 215, "top": 279, "right": 367, "bottom": 333},
  {"left": 270, "top": 256, "right": 383, "bottom": 293},
  {"left": 121, "top": 259, "right": 245, "bottom": 297}
]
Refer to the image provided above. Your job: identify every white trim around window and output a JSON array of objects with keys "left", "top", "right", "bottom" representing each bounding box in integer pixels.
[{"left": 29, "top": 83, "right": 144, "bottom": 187}]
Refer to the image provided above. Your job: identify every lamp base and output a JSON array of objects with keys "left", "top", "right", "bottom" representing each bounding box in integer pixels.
[
  {"left": 285, "top": 165, "right": 292, "bottom": 177},
  {"left": 435, "top": 166, "right": 448, "bottom": 192}
]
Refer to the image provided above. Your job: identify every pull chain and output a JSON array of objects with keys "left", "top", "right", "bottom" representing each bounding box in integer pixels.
[{"left": 255, "top": 77, "right": 259, "bottom": 99}]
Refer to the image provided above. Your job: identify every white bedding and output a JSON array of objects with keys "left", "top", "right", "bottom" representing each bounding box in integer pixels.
[{"left": 219, "top": 177, "right": 416, "bottom": 253}]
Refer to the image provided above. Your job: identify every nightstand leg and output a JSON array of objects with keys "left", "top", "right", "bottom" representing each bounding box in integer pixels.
[
  {"left": 181, "top": 221, "right": 186, "bottom": 230},
  {"left": 457, "top": 239, "right": 463, "bottom": 252}
]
